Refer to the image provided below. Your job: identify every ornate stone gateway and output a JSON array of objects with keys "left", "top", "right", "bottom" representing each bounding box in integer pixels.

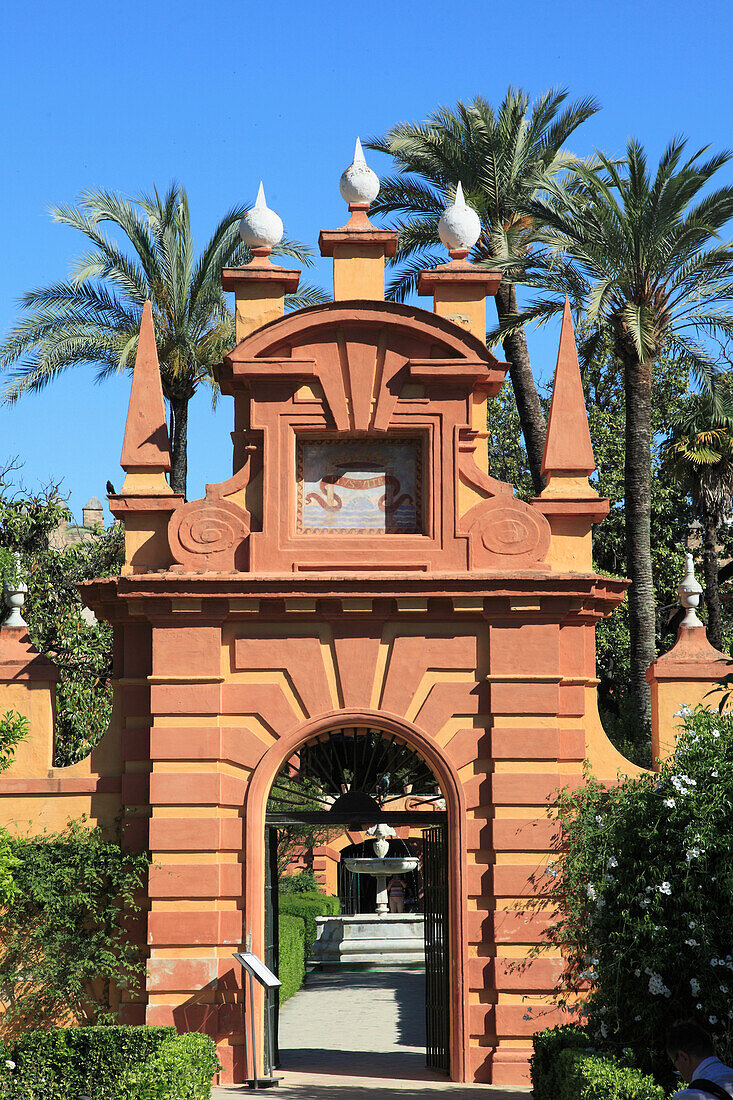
[{"left": 5, "top": 143, "right": 686, "bottom": 1087}]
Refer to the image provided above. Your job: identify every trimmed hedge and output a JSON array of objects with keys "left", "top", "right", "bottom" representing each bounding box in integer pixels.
[
  {"left": 556, "top": 1049, "right": 665, "bottom": 1100},
  {"left": 0, "top": 1025, "right": 218, "bottom": 1100},
  {"left": 531, "top": 1027, "right": 665, "bottom": 1100},
  {"left": 279, "top": 891, "right": 340, "bottom": 958},
  {"left": 531, "top": 1024, "right": 590, "bottom": 1100},
  {"left": 279, "top": 912, "right": 306, "bottom": 1004},
  {"left": 119, "top": 1033, "right": 220, "bottom": 1099}
]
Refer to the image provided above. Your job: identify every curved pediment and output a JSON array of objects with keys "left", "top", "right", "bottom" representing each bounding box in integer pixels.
[
  {"left": 228, "top": 298, "right": 500, "bottom": 365},
  {"left": 223, "top": 299, "right": 507, "bottom": 434}
]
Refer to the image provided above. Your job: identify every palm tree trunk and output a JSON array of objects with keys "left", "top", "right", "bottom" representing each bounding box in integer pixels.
[
  {"left": 702, "top": 509, "right": 723, "bottom": 650},
  {"left": 494, "top": 282, "right": 547, "bottom": 495},
  {"left": 623, "top": 354, "right": 655, "bottom": 744},
  {"left": 169, "top": 395, "right": 188, "bottom": 500}
]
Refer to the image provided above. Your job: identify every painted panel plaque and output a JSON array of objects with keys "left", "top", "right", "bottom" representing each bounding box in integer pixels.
[{"left": 297, "top": 439, "right": 421, "bottom": 534}]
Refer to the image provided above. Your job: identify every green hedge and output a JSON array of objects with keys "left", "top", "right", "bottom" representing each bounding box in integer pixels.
[
  {"left": 556, "top": 1049, "right": 665, "bottom": 1100},
  {"left": 0, "top": 1025, "right": 218, "bottom": 1100},
  {"left": 279, "top": 891, "right": 340, "bottom": 958},
  {"left": 531, "top": 1027, "right": 665, "bottom": 1100},
  {"left": 279, "top": 912, "right": 306, "bottom": 1004},
  {"left": 119, "top": 1033, "right": 220, "bottom": 1100},
  {"left": 531, "top": 1024, "right": 590, "bottom": 1100}
]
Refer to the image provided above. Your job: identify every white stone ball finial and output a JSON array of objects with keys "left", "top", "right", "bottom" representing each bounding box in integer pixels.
[
  {"left": 239, "top": 182, "right": 284, "bottom": 252},
  {"left": 678, "top": 552, "right": 704, "bottom": 627},
  {"left": 340, "top": 137, "right": 380, "bottom": 206},
  {"left": 438, "top": 181, "right": 481, "bottom": 256}
]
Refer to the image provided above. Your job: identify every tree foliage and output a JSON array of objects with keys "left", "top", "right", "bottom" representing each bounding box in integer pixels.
[
  {"left": 0, "top": 820, "right": 149, "bottom": 1030},
  {"left": 0, "top": 185, "right": 327, "bottom": 497},
  {"left": 368, "top": 87, "right": 599, "bottom": 492},
  {"left": 0, "top": 469, "right": 121, "bottom": 765},
  {"left": 543, "top": 708, "right": 733, "bottom": 1082},
  {"left": 513, "top": 137, "right": 733, "bottom": 741}
]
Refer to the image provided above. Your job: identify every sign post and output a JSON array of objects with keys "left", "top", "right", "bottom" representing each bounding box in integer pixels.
[{"left": 233, "top": 951, "right": 282, "bottom": 1089}]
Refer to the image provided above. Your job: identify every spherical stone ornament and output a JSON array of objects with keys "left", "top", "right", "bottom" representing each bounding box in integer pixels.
[
  {"left": 340, "top": 137, "right": 380, "bottom": 206},
  {"left": 438, "top": 181, "right": 481, "bottom": 253},
  {"left": 239, "top": 182, "right": 284, "bottom": 250}
]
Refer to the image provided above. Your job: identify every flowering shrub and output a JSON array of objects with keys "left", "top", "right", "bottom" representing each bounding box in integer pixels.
[{"left": 545, "top": 706, "right": 733, "bottom": 1078}]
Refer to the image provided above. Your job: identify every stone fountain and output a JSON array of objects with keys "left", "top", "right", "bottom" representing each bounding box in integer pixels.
[
  {"left": 344, "top": 823, "right": 418, "bottom": 916},
  {"left": 311, "top": 823, "right": 424, "bottom": 966}
]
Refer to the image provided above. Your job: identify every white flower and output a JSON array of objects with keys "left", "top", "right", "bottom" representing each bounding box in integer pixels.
[
  {"left": 710, "top": 1015, "right": 718, "bottom": 1024},
  {"left": 607, "top": 856, "right": 618, "bottom": 869},
  {"left": 658, "top": 882, "right": 672, "bottom": 895},
  {"left": 664, "top": 798, "right": 676, "bottom": 808},
  {"left": 595, "top": 815, "right": 604, "bottom": 825},
  {"left": 720, "top": 985, "right": 729, "bottom": 994},
  {"left": 698, "top": 1003, "right": 703, "bottom": 1010},
  {"left": 712, "top": 729, "right": 720, "bottom": 738},
  {"left": 634, "top": 969, "right": 641, "bottom": 977},
  {"left": 4, "top": 1060, "right": 14, "bottom": 1071},
  {"left": 689, "top": 921, "right": 697, "bottom": 930},
  {"left": 634, "top": 1014, "right": 642, "bottom": 1021},
  {"left": 712, "top": 770, "right": 719, "bottom": 778},
  {"left": 690, "top": 978, "right": 700, "bottom": 995},
  {"left": 587, "top": 884, "right": 597, "bottom": 900},
  {"left": 712, "top": 958, "right": 719, "bottom": 967},
  {"left": 686, "top": 939, "right": 699, "bottom": 947},
  {"left": 600, "top": 1022, "right": 608, "bottom": 1038},
  {"left": 648, "top": 973, "right": 670, "bottom": 996},
  {"left": 686, "top": 847, "right": 702, "bottom": 862},
  {"left": 673, "top": 706, "right": 692, "bottom": 717}
]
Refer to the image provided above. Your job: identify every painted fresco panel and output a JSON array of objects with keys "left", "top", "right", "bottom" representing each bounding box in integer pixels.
[{"left": 296, "top": 439, "right": 421, "bottom": 534}]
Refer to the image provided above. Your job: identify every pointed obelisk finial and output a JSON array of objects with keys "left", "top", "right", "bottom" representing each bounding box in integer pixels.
[
  {"left": 541, "top": 297, "right": 595, "bottom": 482},
  {"left": 119, "top": 301, "right": 172, "bottom": 494}
]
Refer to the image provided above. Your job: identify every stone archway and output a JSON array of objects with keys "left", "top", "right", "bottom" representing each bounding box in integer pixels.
[{"left": 244, "top": 708, "right": 469, "bottom": 1081}]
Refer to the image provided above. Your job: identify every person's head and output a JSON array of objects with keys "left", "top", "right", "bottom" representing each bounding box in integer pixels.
[{"left": 666, "top": 1022, "right": 716, "bottom": 1081}]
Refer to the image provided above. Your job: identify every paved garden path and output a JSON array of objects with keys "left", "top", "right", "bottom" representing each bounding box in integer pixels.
[{"left": 212, "top": 969, "right": 529, "bottom": 1098}]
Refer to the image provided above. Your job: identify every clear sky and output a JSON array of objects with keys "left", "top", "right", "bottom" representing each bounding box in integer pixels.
[{"left": 1, "top": 0, "right": 731, "bottom": 519}]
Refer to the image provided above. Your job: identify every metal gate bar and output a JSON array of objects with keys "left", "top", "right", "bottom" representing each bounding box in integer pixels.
[{"left": 423, "top": 824, "right": 449, "bottom": 1073}]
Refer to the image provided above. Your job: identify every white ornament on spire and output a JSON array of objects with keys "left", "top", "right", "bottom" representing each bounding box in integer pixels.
[
  {"left": 339, "top": 137, "right": 380, "bottom": 206},
  {"left": 438, "top": 182, "right": 481, "bottom": 254},
  {"left": 678, "top": 553, "right": 704, "bottom": 627},
  {"left": 239, "top": 183, "right": 284, "bottom": 250}
]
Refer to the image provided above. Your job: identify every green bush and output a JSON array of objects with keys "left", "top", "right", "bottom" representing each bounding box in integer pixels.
[
  {"left": 530, "top": 1025, "right": 589, "bottom": 1100},
  {"left": 531, "top": 1029, "right": 665, "bottom": 1100},
  {"left": 0, "top": 822, "right": 149, "bottom": 1028},
  {"left": 278, "top": 913, "right": 305, "bottom": 1004},
  {"left": 278, "top": 869, "right": 319, "bottom": 893},
  {"left": 556, "top": 1049, "right": 665, "bottom": 1100},
  {"left": 279, "top": 891, "right": 340, "bottom": 958},
  {"left": 0, "top": 1025, "right": 177, "bottom": 1099},
  {"left": 544, "top": 707, "right": 733, "bottom": 1074},
  {"left": 118, "top": 1033, "right": 219, "bottom": 1099}
]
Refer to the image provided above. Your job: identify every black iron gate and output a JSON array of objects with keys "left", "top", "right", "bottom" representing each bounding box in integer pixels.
[
  {"left": 423, "top": 823, "right": 449, "bottom": 1073},
  {"left": 264, "top": 825, "right": 279, "bottom": 1070}
]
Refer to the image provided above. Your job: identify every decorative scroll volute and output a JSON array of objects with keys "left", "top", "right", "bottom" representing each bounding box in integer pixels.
[
  {"left": 462, "top": 496, "right": 551, "bottom": 569},
  {"left": 168, "top": 463, "right": 252, "bottom": 572}
]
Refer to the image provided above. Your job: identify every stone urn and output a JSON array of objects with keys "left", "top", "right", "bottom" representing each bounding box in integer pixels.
[{"left": 2, "top": 581, "right": 28, "bottom": 627}]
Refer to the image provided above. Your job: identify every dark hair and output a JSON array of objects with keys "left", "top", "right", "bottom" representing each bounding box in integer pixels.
[{"left": 666, "top": 1022, "right": 716, "bottom": 1059}]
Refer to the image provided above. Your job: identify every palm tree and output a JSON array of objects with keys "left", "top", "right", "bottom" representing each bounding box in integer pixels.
[
  {"left": 366, "top": 87, "right": 600, "bottom": 493},
  {"left": 664, "top": 382, "right": 733, "bottom": 650},
  {"left": 515, "top": 138, "right": 733, "bottom": 736},
  {"left": 0, "top": 184, "right": 326, "bottom": 498}
]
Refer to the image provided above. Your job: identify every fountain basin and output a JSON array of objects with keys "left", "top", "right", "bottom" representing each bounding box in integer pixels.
[{"left": 344, "top": 857, "right": 418, "bottom": 874}]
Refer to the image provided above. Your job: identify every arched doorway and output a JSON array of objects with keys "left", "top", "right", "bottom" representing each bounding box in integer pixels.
[{"left": 244, "top": 710, "right": 468, "bottom": 1081}]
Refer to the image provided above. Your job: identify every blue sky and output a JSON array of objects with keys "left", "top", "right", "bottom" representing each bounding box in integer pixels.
[{"left": 1, "top": 0, "right": 732, "bottom": 518}]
